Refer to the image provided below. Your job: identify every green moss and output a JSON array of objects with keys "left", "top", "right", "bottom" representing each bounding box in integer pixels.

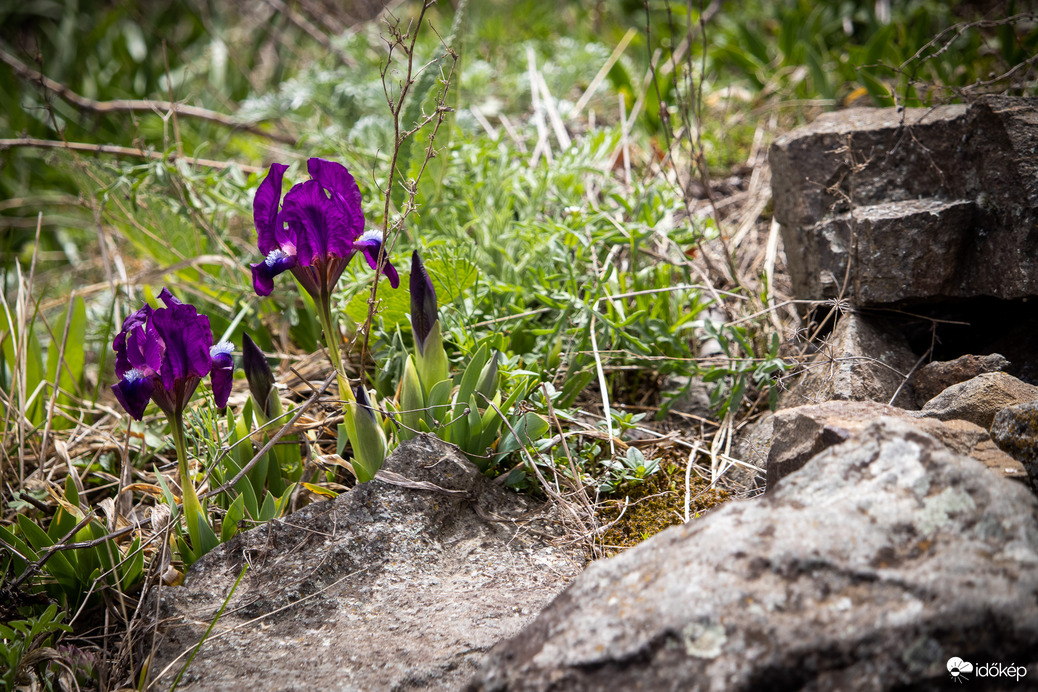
[{"left": 597, "top": 452, "right": 729, "bottom": 555}]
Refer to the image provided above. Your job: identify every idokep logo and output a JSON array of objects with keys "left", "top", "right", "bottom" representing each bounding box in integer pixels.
[
  {"left": 947, "top": 657, "right": 1028, "bottom": 683},
  {"left": 947, "top": 658, "right": 974, "bottom": 683}
]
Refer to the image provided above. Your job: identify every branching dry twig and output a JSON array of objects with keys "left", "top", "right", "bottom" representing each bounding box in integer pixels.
[{"left": 355, "top": 2, "right": 461, "bottom": 374}]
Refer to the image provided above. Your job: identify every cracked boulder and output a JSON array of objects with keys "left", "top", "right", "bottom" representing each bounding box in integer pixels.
[
  {"left": 151, "top": 435, "right": 584, "bottom": 691},
  {"left": 992, "top": 400, "right": 1038, "bottom": 493},
  {"left": 770, "top": 96, "right": 1038, "bottom": 306},
  {"left": 469, "top": 418, "right": 1038, "bottom": 692}
]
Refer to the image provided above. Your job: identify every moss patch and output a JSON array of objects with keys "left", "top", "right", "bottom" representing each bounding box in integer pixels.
[{"left": 597, "top": 448, "right": 729, "bottom": 556}]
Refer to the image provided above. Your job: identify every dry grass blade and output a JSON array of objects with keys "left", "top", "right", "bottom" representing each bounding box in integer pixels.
[
  {"left": 588, "top": 315, "right": 616, "bottom": 458},
  {"left": 526, "top": 46, "right": 553, "bottom": 167},
  {"left": 684, "top": 440, "right": 702, "bottom": 523},
  {"left": 572, "top": 27, "right": 637, "bottom": 117}
]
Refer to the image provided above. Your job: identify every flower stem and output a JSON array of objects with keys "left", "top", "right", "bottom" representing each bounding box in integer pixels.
[
  {"left": 172, "top": 410, "right": 204, "bottom": 545},
  {"left": 316, "top": 297, "right": 357, "bottom": 444}
]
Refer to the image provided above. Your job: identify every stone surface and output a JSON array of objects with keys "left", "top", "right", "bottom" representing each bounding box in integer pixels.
[
  {"left": 469, "top": 419, "right": 1038, "bottom": 692},
  {"left": 792, "top": 198, "right": 976, "bottom": 304},
  {"left": 992, "top": 400, "right": 1038, "bottom": 493},
  {"left": 919, "top": 417, "right": 1029, "bottom": 485},
  {"left": 731, "top": 413, "right": 774, "bottom": 471},
  {"left": 771, "top": 96, "right": 1038, "bottom": 306},
  {"left": 919, "top": 371, "right": 1038, "bottom": 429},
  {"left": 765, "top": 400, "right": 1026, "bottom": 489},
  {"left": 151, "top": 435, "right": 584, "bottom": 691},
  {"left": 911, "top": 353, "right": 1010, "bottom": 404},
  {"left": 781, "top": 312, "right": 918, "bottom": 410}
]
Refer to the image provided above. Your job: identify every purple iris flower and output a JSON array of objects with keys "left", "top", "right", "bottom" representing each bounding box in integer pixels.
[
  {"left": 249, "top": 158, "right": 400, "bottom": 303},
  {"left": 111, "top": 288, "right": 233, "bottom": 420}
]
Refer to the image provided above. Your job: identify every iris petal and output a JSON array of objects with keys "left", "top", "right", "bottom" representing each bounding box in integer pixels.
[
  {"left": 354, "top": 230, "right": 400, "bottom": 288},
  {"left": 209, "top": 342, "right": 234, "bottom": 409},
  {"left": 280, "top": 180, "right": 351, "bottom": 266},
  {"left": 382, "top": 262, "right": 400, "bottom": 289},
  {"left": 250, "top": 262, "right": 275, "bottom": 296},
  {"left": 114, "top": 304, "right": 152, "bottom": 377},
  {"left": 150, "top": 295, "right": 213, "bottom": 393},
  {"left": 250, "top": 159, "right": 399, "bottom": 301},
  {"left": 157, "top": 287, "right": 182, "bottom": 308},
  {"left": 254, "top": 163, "right": 288, "bottom": 255},
  {"left": 112, "top": 288, "right": 226, "bottom": 420},
  {"left": 250, "top": 250, "right": 297, "bottom": 296},
  {"left": 112, "top": 369, "right": 154, "bottom": 421},
  {"left": 307, "top": 157, "right": 365, "bottom": 241}
]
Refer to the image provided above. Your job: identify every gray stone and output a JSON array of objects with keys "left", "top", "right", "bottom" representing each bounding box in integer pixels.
[
  {"left": 470, "top": 419, "right": 1038, "bottom": 692},
  {"left": 792, "top": 198, "right": 976, "bottom": 304},
  {"left": 911, "top": 353, "right": 1010, "bottom": 404},
  {"left": 771, "top": 106, "right": 968, "bottom": 231},
  {"left": 920, "top": 371, "right": 1038, "bottom": 428},
  {"left": 766, "top": 400, "right": 1026, "bottom": 489},
  {"left": 781, "top": 312, "right": 918, "bottom": 410},
  {"left": 771, "top": 96, "right": 1038, "bottom": 306},
  {"left": 992, "top": 400, "right": 1038, "bottom": 493},
  {"left": 151, "top": 435, "right": 584, "bottom": 691},
  {"left": 731, "top": 413, "right": 773, "bottom": 471}
]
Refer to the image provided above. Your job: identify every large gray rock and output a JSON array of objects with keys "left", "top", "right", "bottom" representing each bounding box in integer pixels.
[
  {"left": 765, "top": 400, "right": 1027, "bottom": 489},
  {"left": 771, "top": 96, "right": 1038, "bottom": 306},
  {"left": 470, "top": 419, "right": 1038, "bottom": 691},
  {"left": 152, "top": 435, "right": 584, "bottom": 691},
  {"left": 919, "top": 371, "right": 1038, "bottom": 429},
  {"left": 781, "top": 312, "right": 918, "bottom": 409}
]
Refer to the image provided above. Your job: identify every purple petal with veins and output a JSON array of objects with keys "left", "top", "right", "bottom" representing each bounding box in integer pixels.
[
  {"left": 307, "top": 157, "right": 365, "bottom": 241},
  {"left": 280, "top": 179, "right": 352, "bottom": 266},
  {"left": 254, "top": 163, "right": 288, "bottom": 255},
  {"left": 149, "top": 296, "right": 213, "bottom": 393},
  {"left": 114, "top": 304, "right": 152, "bottom": 377}
]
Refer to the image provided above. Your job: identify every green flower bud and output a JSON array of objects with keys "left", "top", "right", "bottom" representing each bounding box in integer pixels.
[
  {"left": 475, "top": 351, "right": 500, "bottom": 400},
  {"left": 415, "top": 319, "right": 449, "bottom": 391},
  {"left": 398, "top": 355, "right": 425, "bottom": 442},
  {"left": 349, "top": 384, "right": 387, "bottom": 483}
]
